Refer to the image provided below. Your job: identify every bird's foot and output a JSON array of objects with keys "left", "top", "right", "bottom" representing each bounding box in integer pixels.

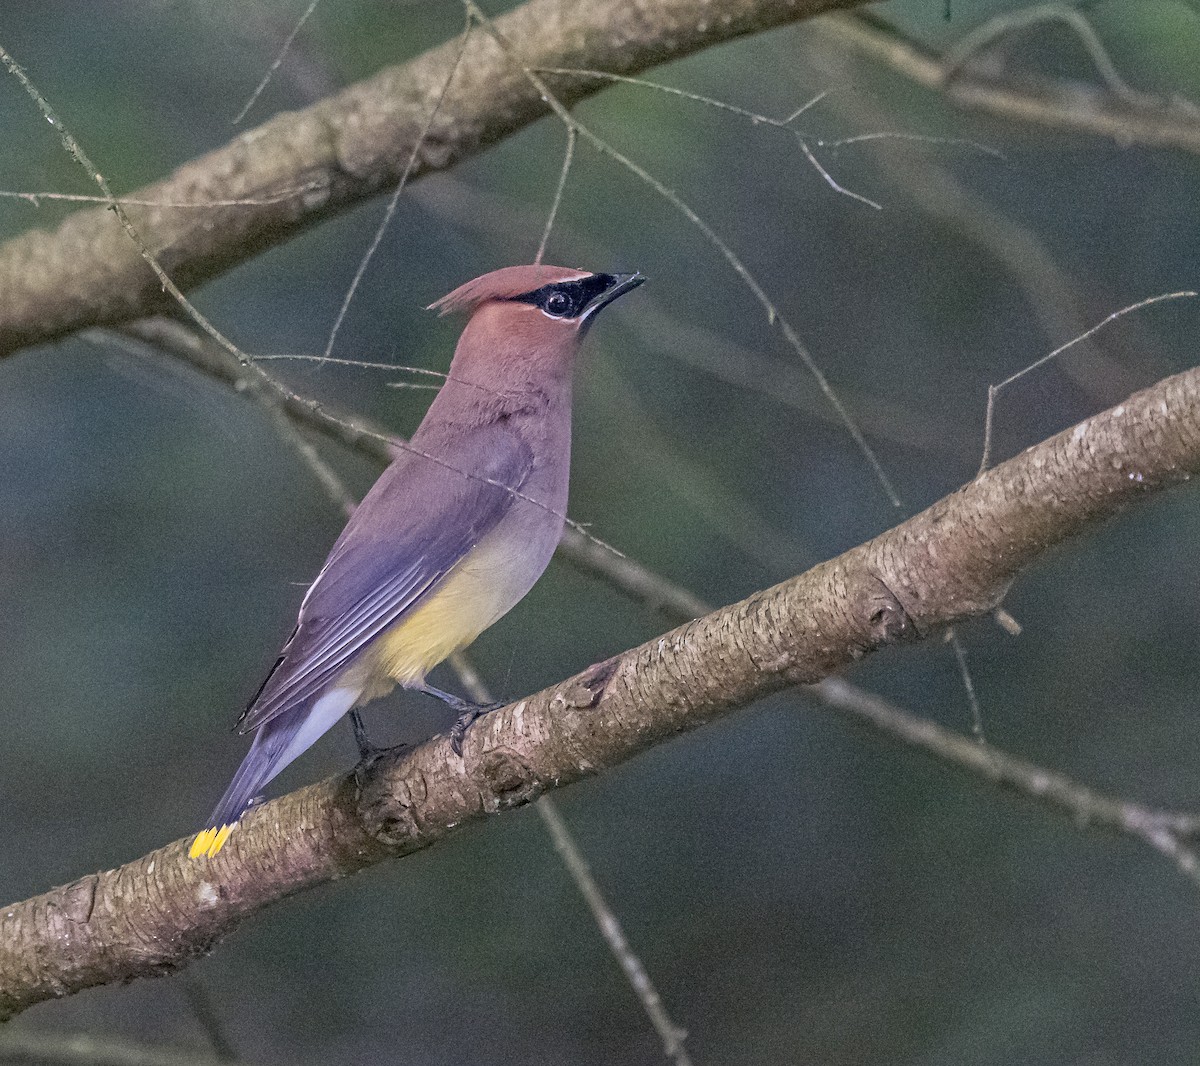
[
  {"left": 418, "top": 685, "right": 503, "bottom": 756},
  {"left": 448, "top": 703, "right": 504, "bottom": 757}
]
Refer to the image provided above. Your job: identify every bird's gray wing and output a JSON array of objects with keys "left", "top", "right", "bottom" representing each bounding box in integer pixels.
[{"left": 237, "top": 423, "right": 534, "bottom": 734}]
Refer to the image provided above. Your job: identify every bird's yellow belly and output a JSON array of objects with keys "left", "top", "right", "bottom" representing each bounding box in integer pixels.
[{"left": 355, "top": 524, "right": 541, "bottom": 700}]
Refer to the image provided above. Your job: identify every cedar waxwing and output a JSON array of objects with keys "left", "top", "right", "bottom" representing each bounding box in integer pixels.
[{"left": 190, "top": 265, "right": 644, "bottom": 858}]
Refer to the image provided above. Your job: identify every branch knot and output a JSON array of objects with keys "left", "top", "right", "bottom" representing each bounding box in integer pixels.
[
  {"left": 480, "top": 748, "right": 544, "bottom": 812},
  {"left": 861, "top": 574, "right": 916, "bottom": 648}
]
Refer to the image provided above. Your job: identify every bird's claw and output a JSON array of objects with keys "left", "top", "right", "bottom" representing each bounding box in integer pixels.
[{"left": 449, "top": 702, "right": 504, "bottom": 757}]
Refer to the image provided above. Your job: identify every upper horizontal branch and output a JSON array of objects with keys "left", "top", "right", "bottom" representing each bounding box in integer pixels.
[
  {"left": 2, "top": 358, "right": 1198, "bottom": 1020},
  {"left": 821, "top": 12, "right": 1200, "bottom": 154},
  {"left": 0, "top": 0, "right": 861, "bottom": 359}
]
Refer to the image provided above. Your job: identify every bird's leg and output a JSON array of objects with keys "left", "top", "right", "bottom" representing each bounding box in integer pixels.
[
  {"left": 419, "top": 683, "right": 499, "bottom": 716},
  {"left": 349, "top": 709, "right": 374, "bottom": 761},
  {"left": 348, "top": 709, "right": 408, "bottom": 765},
  {"left": 418, "top": 684, "right": 505, "bottom": 756}
]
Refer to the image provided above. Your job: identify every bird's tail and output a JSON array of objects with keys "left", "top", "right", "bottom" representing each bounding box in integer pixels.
[{"left": 189, "top": 686, "right": 361, "bottom": 859}]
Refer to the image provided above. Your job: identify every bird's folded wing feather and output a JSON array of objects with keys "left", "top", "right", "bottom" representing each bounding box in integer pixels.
[{"left": 237, "top": 423, "right": 534, "bottom": 734}]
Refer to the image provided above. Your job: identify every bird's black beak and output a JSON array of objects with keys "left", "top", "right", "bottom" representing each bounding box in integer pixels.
[{"left": 582, "top": 271, "right": 646, "bottom": 320}]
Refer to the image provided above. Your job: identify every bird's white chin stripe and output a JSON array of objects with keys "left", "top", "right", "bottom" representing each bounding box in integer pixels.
[{"left": 274, "top": 686, "right": 362, "bottom": 772}]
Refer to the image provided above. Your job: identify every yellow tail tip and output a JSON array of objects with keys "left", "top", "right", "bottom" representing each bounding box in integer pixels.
[{"left": 189, "top": 823, "right": 235, "bottom": 859}]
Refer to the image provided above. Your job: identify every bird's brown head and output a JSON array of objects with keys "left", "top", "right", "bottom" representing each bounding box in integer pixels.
[{"left": 429, "top": 265, "right": 644, "bottom": 385}]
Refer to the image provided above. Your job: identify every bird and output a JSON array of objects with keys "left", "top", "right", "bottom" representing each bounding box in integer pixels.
[{"left": 189, "top": 265, "right": 644, "bottom": 858}]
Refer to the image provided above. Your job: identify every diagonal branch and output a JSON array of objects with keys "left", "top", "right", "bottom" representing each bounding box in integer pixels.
[
  {"left": 812, "top": 678, "right": 1200, "bottom": 882},
  {"left": 122, "top": 314, "right": 1200, "bottom": 876},
  {"left": 3, "top": 358, "right": 1200, "bottom": 1019},
  {"left": 0, "top": 0, "right": 865, "bottom": 359},
  {"left": 122, "top": 313, "right": 1200, "bottom": 883}
]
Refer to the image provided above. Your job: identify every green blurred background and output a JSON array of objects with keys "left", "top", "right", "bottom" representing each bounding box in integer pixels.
[{"left": 2, "top": 0, "right": 1200, "bottom": 1062}]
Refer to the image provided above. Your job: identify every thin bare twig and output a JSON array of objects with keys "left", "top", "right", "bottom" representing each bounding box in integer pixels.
[
  {"left": 253, "top": 353, "right": 450, "bottom": 380},
  {"left": 814, "top": 678, "right": 1200, "bottom": 884},
  {"left": 0, "top": 184, "right": 327, "bottom": 208},
  {"left": 448, "top": 660, "right": 694, "bottom": 1066},
  {"left": 539, "top": 801, "right": 694, "bottom": 1066},
  {"left": 535, "top": 125, "right": 576, "bottom": 265},
  {"left": 941, "top": 4, "right": 1145, "bottom": 102},
  {"left": 321, "top": 10, "right": 473, "bottom": 362},
  {"left": 535, "top": 67, "right": 884, "bottom": 207},
  {"left": 946, "top": 629, "right": 985, "bottom": 744},
  {"left": 977, "top": 291, "right": 1196, "bottom": 475},
  {"left": 468, "top": 1, "right": 903, "bottom": 507},
  {"left": 178, "top": 978, "right": 240, "bottom": 1063},
  {"left": 232, "top": 0, "right": 323, "bottom": 124}
]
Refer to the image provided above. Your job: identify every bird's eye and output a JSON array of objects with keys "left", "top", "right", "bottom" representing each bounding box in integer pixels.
[{"left": 543, "top": 291, "right": 572, "bottom": 317}]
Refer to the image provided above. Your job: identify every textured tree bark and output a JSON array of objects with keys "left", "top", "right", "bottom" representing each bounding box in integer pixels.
[
  {"left": 2, "top": 362, "right": 1198, "bottom": 1020},
  {"left": 0, "top": 0, "right": 864, "bottom": 358}
]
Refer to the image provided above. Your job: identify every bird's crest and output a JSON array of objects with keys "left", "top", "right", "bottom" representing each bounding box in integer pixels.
[{"left": 428, "top": 264, "right": 591, "bottom": 316}]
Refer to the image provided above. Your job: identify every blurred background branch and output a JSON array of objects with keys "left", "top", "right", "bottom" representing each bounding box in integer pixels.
[
  {"left": 0, "top": 1031, "right": 249, "bottom": 1066},
  {"left": 819, "top": 10, "right": 1200, "bottom": 153}
]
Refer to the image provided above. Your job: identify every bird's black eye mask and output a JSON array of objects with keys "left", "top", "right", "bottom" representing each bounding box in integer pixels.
[{"left": 510, "top": 274, "right": 617, "bottom": 319}]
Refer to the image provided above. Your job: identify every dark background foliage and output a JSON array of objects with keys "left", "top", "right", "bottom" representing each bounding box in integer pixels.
[{"left": 1, "top": 1, "right": 1199, "bottom": 1062}]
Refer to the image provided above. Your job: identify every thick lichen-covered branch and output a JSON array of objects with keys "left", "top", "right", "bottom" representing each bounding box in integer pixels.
[
  {"left": 2, "top": 361, "right": 1199, "bottom": 1020},
  {"left": 0, "top": 0, "right": 863, "bottom": 357}
]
